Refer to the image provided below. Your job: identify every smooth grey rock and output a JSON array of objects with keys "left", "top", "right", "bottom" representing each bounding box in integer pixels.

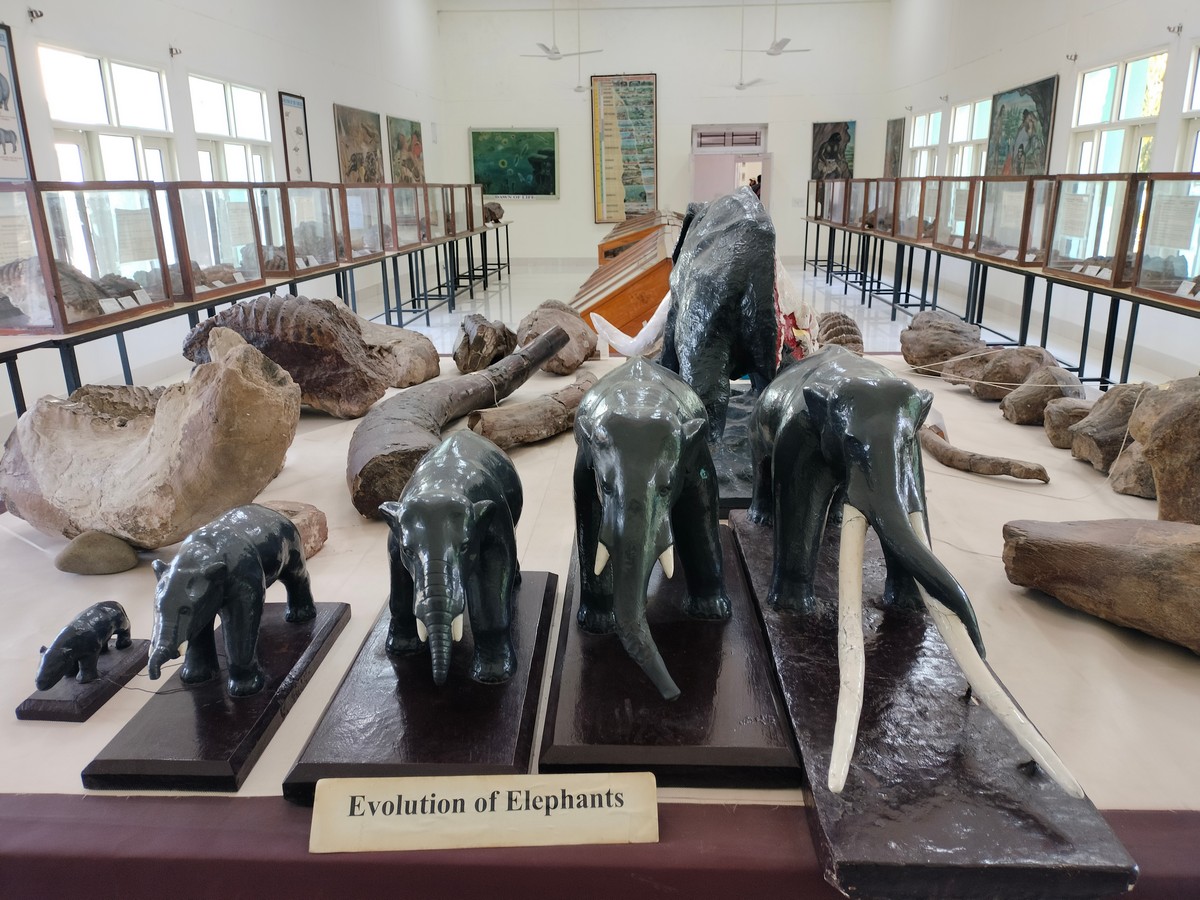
[
  {"left": 1000, "top": 366, "right": 1087, "bottom": 424},
  {"left": 943, "top": 346, "right": 1059, "bottom": 401},
  {"left": 1127, "top": 376, "right": 1200, "bottom": 524},
  {"left": 899, "top": 311, "right": 986, "bottom": 374},
  {"left": 1044, "top": 397, "right": 1095, "bottom": 449},
  {"left": 54, "top": 531, "right": 139, "bottom": 575},
  {"left": 1109, "top": 442, "right": 1157, "bottom": 499},
  {"left": 1069, "top": 383, "right": 1152, "bottom": 473},
  {"left": 516, "top": 300, "right": 597, "bottom": 376}
]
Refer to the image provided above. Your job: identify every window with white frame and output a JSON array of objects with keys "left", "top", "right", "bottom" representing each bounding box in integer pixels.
[
  {"left": 189, "top": 75, "right": 273, "bottom": 182},
  {"left": 38, "top": 45, "right": 175, "bottom": 181},
  {"left": 1071, "top": 50, "right": 1167, "bottom": 174},
  {"left": 947, "top": 98, "right": 991, "bottom": 176},
  {"left": 908, "top": 110, "right": 942, "bottom": 177},
  {"left": 1181, "top": 45, "right": 1200, "bottom": 172}
]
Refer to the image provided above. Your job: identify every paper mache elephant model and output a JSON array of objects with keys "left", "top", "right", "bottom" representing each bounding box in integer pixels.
[
  {"left": 658, "top": 187, "right": 777, "bottom": 437},
  {"left": 747, "top": 345, "right": 1083, "bottom": 798},
  {"left": 380, "top": 430, "right": 522, "bottom": 686},
  {"left": 147, "top": 504, "right": 316, "bottom": 697},
  {"left": 35, "top": 601, "right": 133, "bottom": 691},
  {"left": 573, "top": 357, "right": 732, "bottom": 701}
]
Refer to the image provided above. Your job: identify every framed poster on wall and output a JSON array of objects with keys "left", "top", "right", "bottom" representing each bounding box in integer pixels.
[
  {"left": 469, "top": 128, "right": 558, "bottom": 198},
  {"left": 812, "top": 121, "right": 855, "bottom": 179},
  {"left": 387, "top": 116, "right": 425, "bottom": 184},
  {"left": 591, "top": 73, "right": 657, "bottom": 223},
  {"left": 985, "top": 75, "right": 1058, "bottom": 176},
  {"left": 883, "top": 117, "right": 904, "bottom": 178},
  {"left": 0, "top": 24, "right": 35, "bottom": 181},
  {"left": 333, "top": 103, "right": 384, "bottom": 183},
  {"left": 278, "top": 92, "right": 312, "bottom": 181}
]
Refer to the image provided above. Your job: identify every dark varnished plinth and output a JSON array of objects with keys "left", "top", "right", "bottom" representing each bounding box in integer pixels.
[
  {"left": 16, "top": 640, "right": 150, "bottom": 722},
  {"left": 283, "top": 572, "right": 557, "bottom": 805},
  {"left": 539, "top": 525, "right": 799, "bottom": 786},
  {"left": 81, "top": 602, "right": 349, "bottom": 793},
  {"left": 729, "top": 511, "right": 1138, "bottom": 899}
]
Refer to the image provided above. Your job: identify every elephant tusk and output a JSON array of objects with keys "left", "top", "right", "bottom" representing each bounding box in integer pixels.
[
  {"left": 451, "top": 614, "right": 464, "bottom": 642},
  {"left": 594, "top": 542, "right": 610, "bottom": 576},
  {"left": 829, "top": 503, "right": 869, "bottom": 794},
  {"left": 415, "top": 619, "right": 428, "bottom": 642},
  {"left": 658, "top": 547, "right": 675, "bottom": 579},
  {"left": 906, "top": 512, "right": 1086, "bottom": 800}
]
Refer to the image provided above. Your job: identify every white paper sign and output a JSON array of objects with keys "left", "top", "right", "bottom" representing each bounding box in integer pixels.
[
  {"left": 1084, "top": 265, "right": 1103, "bottom": 277},
  {"left": 1057, "top": 192, "right": 1094, "bottom": 240},
  {"left": 232, "top": 272, "right": 246, "bottom": 283},
  {"left": 98, "top": 297, "right": 123, "bottom": 315},
  {"left": 132, "top": 289, "right": 152, "bottom": 306},
  {"left": 1146, "top": 195, "right": 1200, "bottom": 251},
  {"left": 1097, "top": 267, "right": 1112, "bottom": 280},
  {"left": 1176, "top": 280, "right": 1197, "bottom": 297},
  {"left": 310, "top": 772, "right": 659, "bottom": 854}
]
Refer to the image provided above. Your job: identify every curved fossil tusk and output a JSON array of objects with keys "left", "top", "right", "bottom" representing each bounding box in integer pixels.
[
  {"left": 451, "top": 614, "right": 464, "bottom": 642},
  {"left": 907, "top": 512, "right": 1085, "bottom": 799},
  {"left": 829, "top": 503, "right": 869, "bottom": 794},
  {"left": 593, "top": 542, "right": 610, "bottom": 576},
  {"left": 658, "top": 547, "right": 675, "bottom": 579},
  {"left": 415, "top": 619, "right": 428, "bottom": 643}
]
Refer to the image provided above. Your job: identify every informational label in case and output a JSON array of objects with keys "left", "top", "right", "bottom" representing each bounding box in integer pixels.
[
  {"left": 1058, "top": 192, "right": 1094, "bottom": 240},
  {"left": 310, "top": 772, "right": 658, "bottom": 854},
  {"left": 115, "top": 208, "right": 159, "bottom": 264},
  {"left": 211, "top": 280, "right": 226, "bottom": 288},
  {"left": 1147, "top": 195, "right": 1200, "bottom": 251},
  {"left": 133, "top": 289, "right": 152, "bottom": 306},
  {"left": 232, "top": 272, "right": 246, "bottom": 283},
  {"left": 1085, "top": 265, "right": 1103, "bottom": 278},
  {"left": 98, "top": 297, "right": 123, "bottom": 315},
  {"left": 305, "top": 255, "right": 319, "bottom": 267},
  {"left": 1176, "top": 280, "right": 1197, "bottom": 297},
  {"left": 0, "top": 209, "right": 35, "bottom": 261},
  {"left": 1098, "top": 267, "right": 1112, "bottom": 280},
  {"left": 226, "top": 200, "right": 255, "bottom": 246},
  {"left": 953, "top": 187, "right": 969, "bottom": 220},
  {"left": 999, "top": 186, "right": 1025, "bottom": 229},
  {"left": 1000, "top": 249, "right": 1019, "bottom": 260},
  {"left": 296, "top": 258, "right": 309, "bottom": 269}
]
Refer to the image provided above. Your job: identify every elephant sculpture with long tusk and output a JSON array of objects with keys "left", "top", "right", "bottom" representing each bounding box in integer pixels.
[
  {"left": 379, "top": 430, "right": 522, "bottom": 686},
  {"left": 574, "top": 357, "right": 732, "bottom": 700},
  {"left": 748, "top": 345, "right": 1083, "bottom": 798}
]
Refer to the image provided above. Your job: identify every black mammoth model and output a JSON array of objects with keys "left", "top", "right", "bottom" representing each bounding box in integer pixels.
[
  {"left": 380, "top": 431, "right": 522, "bottom": 686},
  {"left": 35, "top": 601, "right": 133, "bottom": 692},
  {"left": 748, "top": 346, "right": 1082, "bottom": 797},
  {"left": 574, "top": 357, "right": 731, "bottom": 700},
  {"left": 148, "top": 505, "right": 317, "bottom": 697},
  {"left": 659, "top": 187, "right": 777, "bottom": 436}
]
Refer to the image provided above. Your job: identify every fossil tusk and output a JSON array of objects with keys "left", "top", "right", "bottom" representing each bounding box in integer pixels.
[
  {"left": 593, "top": 542, "right": 610, "bottom": 576},
  {"left": 451, "top": 614, "right": 464, "bottom": 642},
  {"left": 829, "top": 503, "right": 868, "bottom": 794},
  {"left": 658, "top": 546, "right": 675, "bottom": 579},
  {"left": 415, "top": 619, "right": 428, "bottom": 642},
  {"left": 907, "top": 511, "right": 1085, "bottom": 799}
]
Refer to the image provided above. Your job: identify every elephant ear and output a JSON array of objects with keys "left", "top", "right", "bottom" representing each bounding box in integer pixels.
[
  {"left": 681, "top": 417, "right": 707, "bottom": 447},
  {"left": 378, "top": 500, "right": 403, "bottom": 527},
  {"left": 473, "top": 500, "right": 497, "bottom": 530},
  {"left": 801, "top": 383, "right": 835, "bottom": 426},
  {"left": 151, "top": 558, "right": 168, "bottom": 581},
  {"left": 201, "top": 561, "right": 226, "bottom": 582},
  {"left": 914, "top": 389, "right": 935, "bottom": 428}
]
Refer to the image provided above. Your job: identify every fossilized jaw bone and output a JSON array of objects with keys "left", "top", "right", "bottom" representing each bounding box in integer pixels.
[
  {"left": 593, "top": 541, "right": 674, "bottom": 578},
  {"left": 829, "top": 504, "right": 868, "bottom": 794}
]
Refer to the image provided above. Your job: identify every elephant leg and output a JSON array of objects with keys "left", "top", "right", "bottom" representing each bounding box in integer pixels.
[
  {"left": 671, "top": 447, "right": 732, "bottom": 621},
  {"left": 221, "top": 590, "right": 265, "bottom": 697},
  {"left": 280, "top": 547, "right": 317, "bottom": 623},
  {"left": 76, "top": 654, "right": 100, "bottom": 684},
  {"left": 114, "top": 627, "right": 132, "bottom": 650},
  {"left": 181, "top": 620, "right": 219, "bottom": 684},
  {"left": 574, "top": 452, "right": 615, "bottom": 634},
  {"left": 386, "top": 532, "right": 422, "bottom": 655},
  {"left": 468, "top": 532, "right": 517, "bottom": 683},
  {"left": 683, "top": 343, "right": 732, "bottom": 438},
  {"left": 769, "top": 434, "right": 837, "bottom": 612},
  {"left": 747, "top": 426, "right": 774, "bottom": 527}
]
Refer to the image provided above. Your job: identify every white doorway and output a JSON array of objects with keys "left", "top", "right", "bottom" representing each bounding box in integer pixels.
[{"left": 689, "top": 124, "right": 770, "bottom": 209}]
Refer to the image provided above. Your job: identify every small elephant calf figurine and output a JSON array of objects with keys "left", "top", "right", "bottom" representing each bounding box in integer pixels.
[
  {"left": 148, "top": 505, "right": 317, "bottom": 698},
  {"left": 36, "top": 601, "right": 133, "bottom": 691},
  {"left": 380, "top": 431, "right": 522, "bottom": 686}
]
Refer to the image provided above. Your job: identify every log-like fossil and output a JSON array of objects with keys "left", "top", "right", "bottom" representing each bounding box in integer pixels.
[
  {"left": 919, "top": 426, "right": 1049, "bottom": 482},
  {"left": 467, "top": 372, "right": 596, "bottom": 449}
]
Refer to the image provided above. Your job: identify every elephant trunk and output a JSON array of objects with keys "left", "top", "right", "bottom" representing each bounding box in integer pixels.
[
  {"left": 425, "top": 610, "right": 454, "bottom": 686},
  {"left": 611, "top": 541, "right": 680, "bottom": 701},
  {"left": 147, "top": 616, "right": 179, "bottom": 681}
]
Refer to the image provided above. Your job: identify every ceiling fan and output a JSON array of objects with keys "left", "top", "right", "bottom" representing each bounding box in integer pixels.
[
  {"left": 522, "top": 1, "right": 602, "bottom": 61},
  {"left": 727, "top": 0, "right": 811, "bottom": 56},
  {"left": 733, "top": 2, "right": 765, "bottom": 90}
]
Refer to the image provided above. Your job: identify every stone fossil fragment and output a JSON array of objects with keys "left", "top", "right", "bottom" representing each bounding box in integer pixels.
[
  {"left": 1043, "top": 397, "right": 1094, "bottom": 449},
  {"left": 516, "top": 300, "right": 597, "bottom": 376},
  {"left": 453, "top": 314, "right": 517, "bottom": 374},
  {"left": 898, "top": 310, "right": 986, "bottom": 374},
  {"left": 1069, "top": 382, "right": 1151, "bottom": 474},
  {"left": 816, "top": 311, "right": 864, "bottom": 355},
  {"left": 1127, "top": 376, "right": 1200, "bottom": 523},
  {"left": 940, "top": 346, "right": 1059, "bottom": 402},
  {"left": 999, "top": 366, "right": 1087, "bottom": 425}
]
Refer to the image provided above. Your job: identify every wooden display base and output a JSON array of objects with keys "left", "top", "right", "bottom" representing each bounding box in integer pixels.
[
  {"left": 539, "top": 526, "right": 800, "bottom": 787},
  {"left": 729, "top": 511, "right": 1138, "bottom": 899},
  {"left": 81, "top": 602, "right": 349, "bottom": 793},
  {"left": 16, "top": 640, "right": 150, "bottom": 722},
  {"left": 283, "top": 572, "right": 557, "bottom": 805}
]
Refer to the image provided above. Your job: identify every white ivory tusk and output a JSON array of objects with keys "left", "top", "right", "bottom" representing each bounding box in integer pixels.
[
  {"left": 589, "top": 291, "right": 671, "bottom": 357},
  {"left": 829, "top": 504, "right": 869, "bottom": 794},
  {"left": 451, "top": 614, "right": 464, "bottom": 642},
  {"left": 658, "top": 547, "right": 675, "bottom": 579},
  {"left": 593, "top": 542, "right": 610, "bottom": 576},
  {"left": 415, "top": 618, "right": 428, "bottom": 642},
  {"left": 906, "top": 512, "right": 1086, "bottom": 800}
]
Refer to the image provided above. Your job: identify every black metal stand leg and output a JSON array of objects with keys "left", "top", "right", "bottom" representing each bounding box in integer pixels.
[
  {"left": 976, "top": 266, "right": 990, "bottom": 326},
  {"left": 116, "top": 333, "right": 133, "bottom": 385},
  {"left": 1099, "top": 295, "right": 1121, "bottom": 387},
  {"left": 380, "top": 259, "right": 393, "bottom": 326},
  {"left": 930, "top": 253, "right": 942, "bottom": 309},
  {"left": 1039, "top": 282, "right": 1054, "bottom": 348},
  {"left": 1120, "top": 303, "right": 1140, "bottom": 383},
  {"left": 59, "top": 346, "right": 82, "bottom": 395},
  {"left": 1078, "top": 291, "right": 1094, "bottom": 376},
  {"left": 891, "top": 244, "right": 904, "bottom": 321},
  {"left": 5, "top": 359, "right": 26, "bottom": 416},
  {"left": 1017, "top": 274, "right": 1034, "bottom": 345}
]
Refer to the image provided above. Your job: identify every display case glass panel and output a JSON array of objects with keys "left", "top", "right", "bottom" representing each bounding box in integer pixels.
[
  {"left": 340, "top": 185, "right": 385, "bottom": 260},
  {"left": 920, "top": 178, "right": 940, "bottom": 242},
  {"left": 975, "top": 176, "right": 1055, "bottom": 266},
  {"left": 421, "top": 184, "right": 446, "bottom": 241},
  {"left": 468, "top": 184, "right": 485, "bottom": 230},
  {"left": 896, "top": 178, "right": 922, "bottom": 239},
  {"left": 806, "top": 180, "right": 822, "bottom": 220},
  {"left": 283, "top": 183, "right": 338, "bottom": 272},
  {"left": 169, "top": 183, "right": 265, "bottom": 299},
  {"left": 1048, "top": 175, "right": 1145, "bottom": 287},
  {"left": 1134, "top": 175, "right": 1200, "bottom": 304},
  {"left": 0, "top": 184, "right": 56, "bottom": 332},
  {"left": 251, "top": 184, "right": 289, "bottom": 275},
  {"left": 934, "top": 177, "right": 979, "bottom": 253},
  {"left": 823, "top": 179, "right": 848, "bottom": 226},
  {"left": 391, "top": 185, "right": 424, "bottom": 249},
  {"left": 38, "top": 182, "right": 174, "bottom": 326},
  {"left": 847, "top": 179, "right": 868, "bottom": 229},
  {"left": 873, "top": 178, "right": 897, "bottom": 234},
  {"left": 446, "top": 185, "right": 469, "bottom": 237}
]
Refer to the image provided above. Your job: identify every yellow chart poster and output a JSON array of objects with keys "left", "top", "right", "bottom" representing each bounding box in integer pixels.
[{"left": 591, "top": 74, "right": 656, "bottom": 224}]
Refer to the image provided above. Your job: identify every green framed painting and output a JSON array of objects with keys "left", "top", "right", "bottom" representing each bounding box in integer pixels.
[{"left": 469, "top": 129, "right": 558, "bottom": 199}]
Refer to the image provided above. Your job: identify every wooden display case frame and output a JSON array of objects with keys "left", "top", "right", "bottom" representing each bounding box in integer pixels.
[
  {"left": 389, "top": 184, "right": 429, "bottom": 251},
  {"left": 1131, "top": 173, "right": 1200, "bottom": 308},
  {"left": 165, "top": 181, "right": 267, "bottom": 302},
  {"left": 335, "top": 184, "right": 388, "bottom": 263},
  {"left": 974, "top": 175, "right": 1057, "bottom": 268},
  {"left": 1047, "top": 173, "right": 1147, "bottom": 289},
  {"left": 933, "top": 177, "right": 980, "bottom": 254},
  {"left": 872, "top": 178, "right": 898, "bottom": 235},
  {"left": 279, "top": 182, "right": 340, "bottom": 276}
]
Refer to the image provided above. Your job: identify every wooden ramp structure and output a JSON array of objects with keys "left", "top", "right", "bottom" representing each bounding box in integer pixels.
[{"left": 596, "top": 209, "right": 683, "bottom": 265}]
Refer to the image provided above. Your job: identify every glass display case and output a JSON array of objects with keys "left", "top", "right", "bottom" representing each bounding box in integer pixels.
[
  {"left": 1134, "top": 174, "right": 1200, "bottom": 305},
  {"left": 468, "top": 184, "right": 486, "bottom": 231},
  {"left": 282, "top": 183, "right": 338, "bottom": 273},
  {"left": 847, "top": 179, "right": 869, "bottom": 230},
  {"left": 823, "top": 179, "right": 848, "bottom": 226},
  {"left": 896, "top": 177, "right": 940, "bottom": 242},
  {"left": 0, "top": 183, "right": 59, "bottom": 332},
  {"left": 445, "top": 185, "right": 470, "bottom": 237},
  {"left": 251, "top": 184, "right": 290, "bottom": 276},
  {"left": 339, "top": 185, "right": 386, "bottom": 261},
  {"left": 390, "top": 185, "right": 425, "bottom": 249},
  {"left": 1047, "top": 175, "right": 1146, "bottom": 288},
  {"left": 975, "top": 176, "right": 1055, "bottom": 266},
  {"left": 35, "top": 182, "right": 175, "bottom": 329},
  {"left": 872, "top": 178, "right": 897, "bottom": 234},
  {"left": 421, "top": 184, "right": 446, "bottom": 242},
  {"left": 167, "top": 183, "right": 266, "bottom": 299},
  {"left": 806, "top": 180, "right": 823, "bottom": 220},
  {"left": 933, "top": 177, "right": 980, "bottom": 253}
]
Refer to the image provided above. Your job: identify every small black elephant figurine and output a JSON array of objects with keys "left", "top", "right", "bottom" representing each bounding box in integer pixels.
[
  {"left": 748, "top": 345, "right": 1083, "bottom": 798},
  {"left": 147, "top": 504, "right": 317, "bottom": 698},
  {"left": 574, "top": 357, "right": 731, "bottom": 700},
  {"left": 380, "top": 430, "right": 522, "bottom": 686},
  {"left": 35, "top": 601, "right": 133, "bottom": 691}
]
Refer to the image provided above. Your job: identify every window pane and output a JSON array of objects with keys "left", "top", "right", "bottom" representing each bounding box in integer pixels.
[
  {"left": 190, "top": 76, "right": 230, "bottom": 136},
  {"left": 950, "top": 104, "right": 970, "bottom": 143},
  {"left": 1077, "top": 138, "right": 1095, "bottom": 174},
  {"left": 143, "top": 147, "right": 165, "bottom": 182},
  {"left": 1191, "top": 132, "right": 1200, "bottom": 172},
  {"left": 55, "top": 143, "right": 85, "bottom": 180},
  {"left": 957, "top": 145, "right": 973, "bottom": 176},
  {"left": 1192, "top": 63, "right": 1200, "bottom": 112},
  {"left": 251, "top": 152, "right": 265, "bottom": 182},
  {"left": 224, "top": 143, "right": 249, "bottom": 181},
  {"left": 198, "top": 149, "right": 215, "bottom": 181},
  {"left": 111, "top": 63, "right": 167, "bottom": 130},
  {"left": 39, "top": 47, "right": 109, "bottom": 124},
  {"left": 1097, "top": 128, "right": 1124, "bottom": 173},
  {"left": 1136, "top": 134, "right": 1153, "bottom": 172},
  {"left": 928, "top": 111, "right": 942, "bottom": 144},
  {"left": 972, "top": 99, "right": 992, "bottom": 140},
  {"left": 98, "top": 133, "right": 139, "bottom": 180},
  {"left": 1120, "top": 52, "right": 1167, "bottom": 119},
  {"left": 1078, "top": 66, "right": 1117, "bottom": 125},
  {"left": 912, "top": 115, "right": 926, "bottom": 148},
  {"left": 231, "top": 86, "right": 266, "bottom": 141}
]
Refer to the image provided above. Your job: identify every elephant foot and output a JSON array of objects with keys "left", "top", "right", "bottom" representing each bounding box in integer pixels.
[
  {"left": 884, "top": 572, "right": 922, "bottom": 610},
  {"left": 746, "top": 504, "right": 773, "bottom": 527},
  {"left": 767, "top": 582, "right": 816, "bottom": 613},
  {"left": 470, "top": 639, "right": 516, "bottom": 684},
  {"left": 684, "top": 591, "right": 732, "bottom": 620},
  {"left": 286, "top": 601, "right": 318, "bottom": 623},
  {"left": 385, "top": 622, "right": 425, "bottom": 656},
  {"left": 227, "top": 666, "right": 266, "bottom": 697},
  {"left": 180, "top": 662, "right": 218, "bottom": 684},
  {"left": 75, "top": 665, "right": 99, "bottom": 685},
  {"left": 115, "top": 634, "right": 133, "bottom": 650},
  {"left": 576, "top": 603, "right": 616, "bottom": 635}
]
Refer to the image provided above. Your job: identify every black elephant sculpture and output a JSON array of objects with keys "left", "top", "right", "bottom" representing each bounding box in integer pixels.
[
  {"left": 659, "top": 186, "right": 777, "bottom": 437},
  {"left": 748, "top": 345, "right": 1083, "bottom": 798},
  {"left": 380, "top": 430, "right": 521, "bottom": 686},
  {"left": 574, "top": 357, "right": 731, "bottom": 700},
  {"left": 148, "top": 504, "right": 317, "bottom": 697},
  {"left": 35, "top": 601, "right": 133, "bottom": 691}
]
